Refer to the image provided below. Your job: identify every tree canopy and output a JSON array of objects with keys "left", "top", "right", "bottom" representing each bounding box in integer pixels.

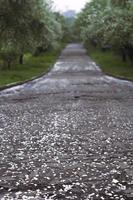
[
  {"left": 75, "top": 0, "right": 133, "bottom": 62},
  {"left": 0, "top": 0, "right": 63, "bottom": 68}
]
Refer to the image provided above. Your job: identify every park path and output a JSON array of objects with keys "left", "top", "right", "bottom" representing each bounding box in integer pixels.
[{"left": 0, "top": 44, "right": 133, "bottom": 199}]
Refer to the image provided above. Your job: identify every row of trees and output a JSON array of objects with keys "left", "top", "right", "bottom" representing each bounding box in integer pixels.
[
  {"left": 75, "top": 0, "right": 133, "bottom": 62},
  {"left": 0, "top": 0, "right": 69, "bottom": 69}
]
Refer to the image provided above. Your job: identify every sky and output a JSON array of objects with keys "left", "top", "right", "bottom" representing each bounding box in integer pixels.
[{"left": 53, "top": 0, "right": 89, "bottom": 12}]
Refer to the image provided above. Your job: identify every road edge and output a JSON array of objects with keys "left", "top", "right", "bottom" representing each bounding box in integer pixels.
[{"left": 0, "top": 64, "right": 54, "bottom": 92}]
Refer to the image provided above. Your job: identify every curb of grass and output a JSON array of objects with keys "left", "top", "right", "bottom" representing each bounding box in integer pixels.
[
  {"left": 86, "top": 45, "right": 133, "bottom": 83},
  {"left": 90, "top": 59, "right": 133, "bottom": 83},
  {"left": 0, "top": 64, "right": 54, "bottom": 92},
  {"left": 0, "top": 43, "right": 67, "bottom": 92},
  {"left": 89, "top": 57, "right": 133, "bottom": 83},
  {"left": 104, "top": 72, "right": 133, "bottom": 82}
]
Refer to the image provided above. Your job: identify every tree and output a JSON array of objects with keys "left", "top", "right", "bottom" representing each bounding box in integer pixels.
[
  {"left": 0, "top": 0, "right": 35, "bottom": 67},
  {"left": 0, "top": 0, "right": 63, "bottom": 68},
  {"left": 54, "top": 12, "right": 75, "bottom": 43},
  {"left": 75, "top": 0, "right": 133, "bottom": 62}
]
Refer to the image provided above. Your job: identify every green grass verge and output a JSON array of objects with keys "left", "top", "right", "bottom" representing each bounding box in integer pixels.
[
  {"left": 87, "top": 44, "right": 133, "bottom": 81},
  {"left": 0, "top": 44, "right": 65, "bottom": 87}
]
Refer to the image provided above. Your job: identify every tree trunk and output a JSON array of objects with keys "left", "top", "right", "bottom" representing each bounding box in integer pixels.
[
  {"left": 126, "top": 45, "right": 133, "bottom": 63},
  {"left": 7, "top": 61, "right": 11, "bottom": 70},
  {"left": 19, "top": 54, "right": 24, "bottom": 64},
  {"left": 91, "top": 39, "right": 97, "bottom": 47},
  {"left": 121, "top": 48, "right": 127, "bottom": 62}
]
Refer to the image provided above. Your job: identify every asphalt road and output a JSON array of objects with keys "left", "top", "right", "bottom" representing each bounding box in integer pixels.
[{"left": 0, "top": 44, "right": 133, "bottom": 200}]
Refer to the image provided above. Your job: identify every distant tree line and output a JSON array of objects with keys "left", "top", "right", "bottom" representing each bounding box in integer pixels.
[
  {"left": 75, "top": 0, "right": 133, "bottom": 62},
  {"left": 0, "top": 0, "right": 71, "bottom": 69}
]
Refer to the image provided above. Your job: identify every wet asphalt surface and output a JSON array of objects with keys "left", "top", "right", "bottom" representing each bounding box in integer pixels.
[{"left": 0, "top": 44, "right": 133, "bottom": 200}]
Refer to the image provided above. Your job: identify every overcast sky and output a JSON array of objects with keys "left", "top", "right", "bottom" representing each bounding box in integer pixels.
[{"left": 53, "top": 0, "right": 89, "bottom": 12}]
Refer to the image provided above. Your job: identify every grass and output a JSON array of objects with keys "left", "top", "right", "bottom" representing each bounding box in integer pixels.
[
  {"left": 0, "top": 44, "right": 65, "bottom": 87},
  {"left": 87, "top": 44, "right": 133, "bottom": 81}
]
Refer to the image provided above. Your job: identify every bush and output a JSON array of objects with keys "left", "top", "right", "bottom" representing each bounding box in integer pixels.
[{"left": 0, "top": 46, "right": 18, "bottom": 69}]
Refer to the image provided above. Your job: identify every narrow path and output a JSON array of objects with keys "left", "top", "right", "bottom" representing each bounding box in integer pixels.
[{"left": 0, "top": 44, "right": 133, "bottom": 200}]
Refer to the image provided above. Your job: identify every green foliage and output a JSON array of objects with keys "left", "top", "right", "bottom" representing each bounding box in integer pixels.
[
  {"left": 0, "top": 47, "right": 18, "bottom": 69},
  {"left": 0, "top": 0, "right": 63, "bottom": 68},
  {"left": 54, "top": 12, "right": 76, "bottom": 43},
  {"left": 76, "top": 0, "right": 133, "bottom": 62}
]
